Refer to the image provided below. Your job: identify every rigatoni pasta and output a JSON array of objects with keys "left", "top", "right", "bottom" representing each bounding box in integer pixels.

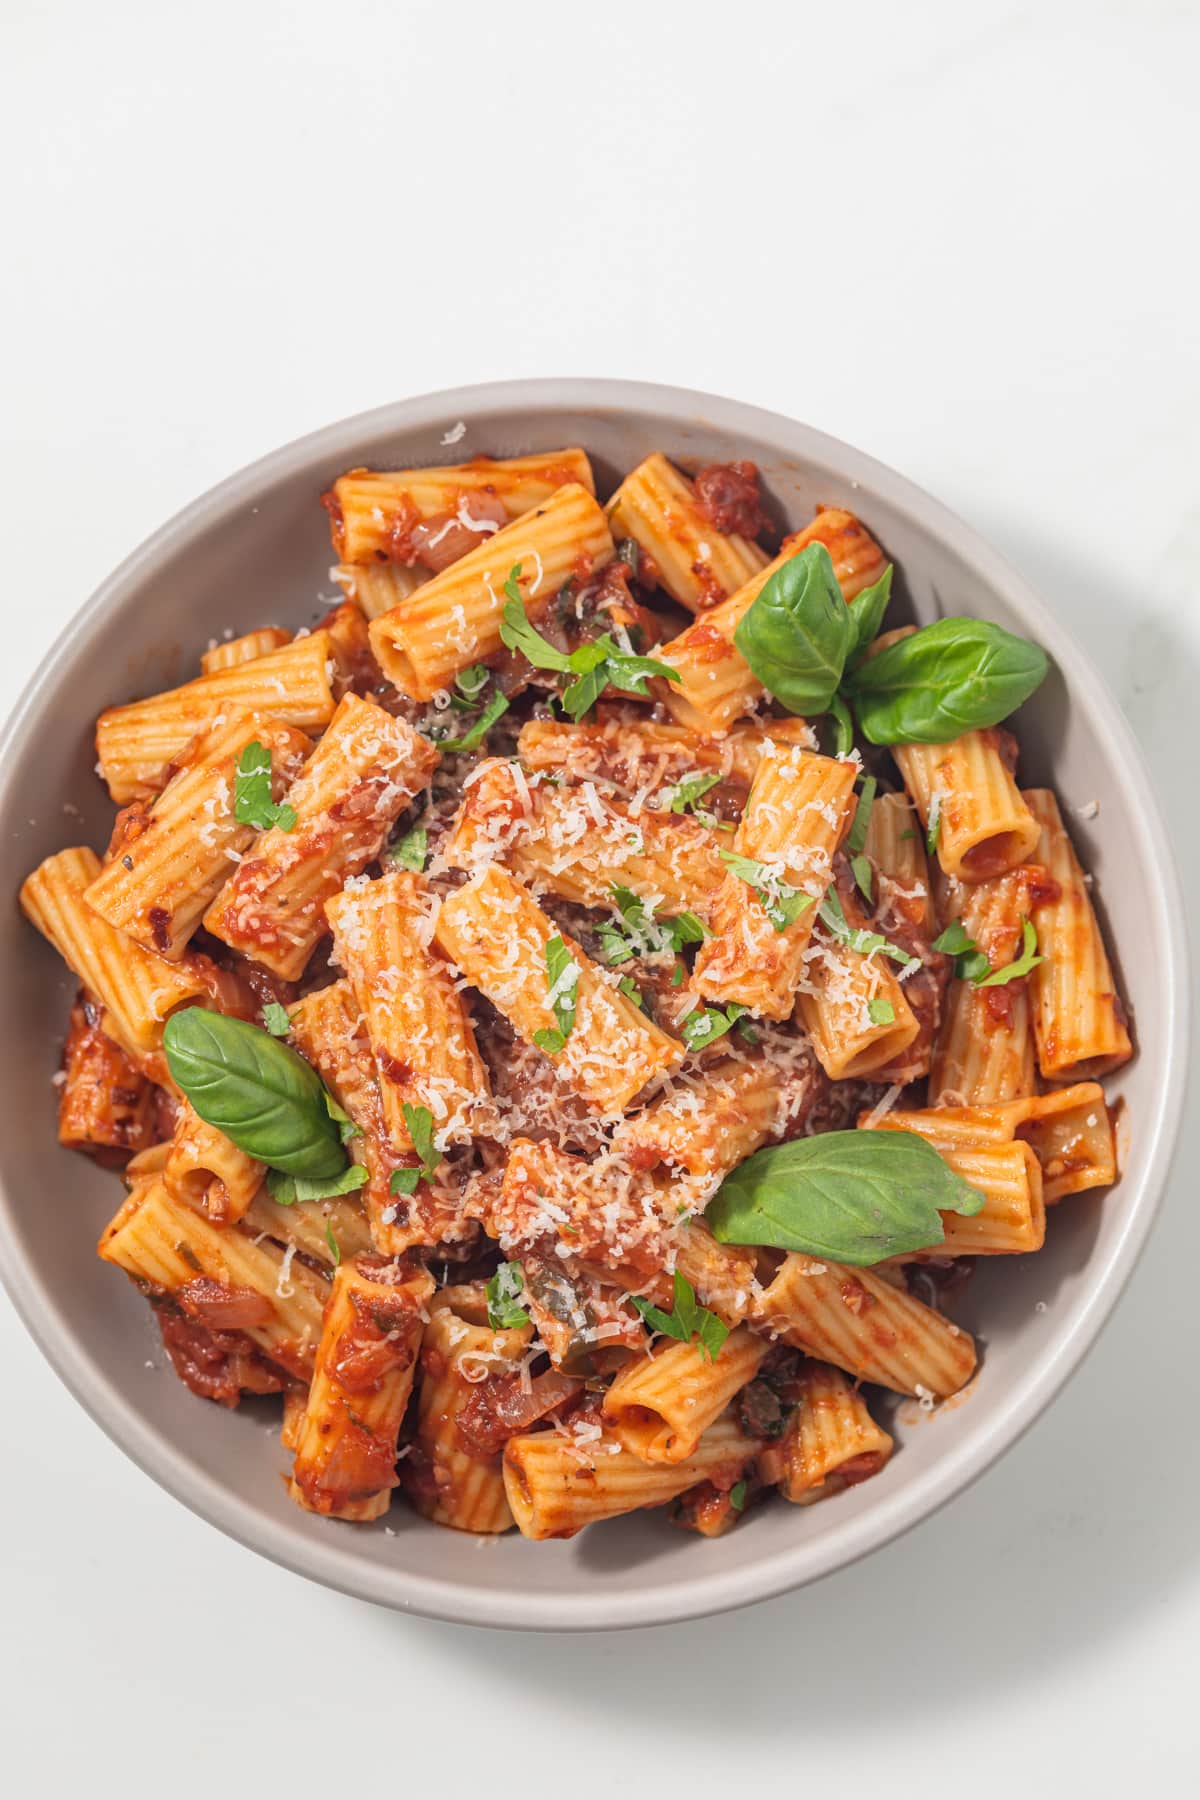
[{"left": 23, "top": 437, "right": 1130, "bottom": 1548}]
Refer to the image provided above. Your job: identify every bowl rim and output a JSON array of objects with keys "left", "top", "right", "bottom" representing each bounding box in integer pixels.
[{"left": 0, "top": 377, "right": 1188, "bottom": 1631}]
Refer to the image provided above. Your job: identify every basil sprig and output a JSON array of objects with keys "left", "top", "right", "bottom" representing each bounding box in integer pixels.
[
  {"left": 707, "top": 1129, "right": 985, "bottom": 1265},
  {"left": 845, "top": 617, "right": 1048, "bottom": 746},
  {"left": 732, "top": 543, "right": 1047, "bottom": 746},
  {"left": 631, "top": 1272, "right": 729, "bottom": 1362},
  {"left": 163, "top": 1008, "right": 349, "bottom": 1179}
]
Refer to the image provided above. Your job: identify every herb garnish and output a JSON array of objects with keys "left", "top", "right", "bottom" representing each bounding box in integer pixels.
[
  {"left": 486, "top": 1261, "right": 531, "bottom": 1330},
  {"left": 706, "top": 1129, "right": 985, "bottom": 1265},
  {"left": 498, "top": 562, "right": 680, "bottom": 720},
  {"left": 720, "top": 851, "right": 814, "bottom": 934},
  {"left": 631, "top": 1271, "right": 729, "bottom": 1362},
  {"left": 532, "top": 935, "right": 579, "bottom": 1053},
  {"left": 234, "top": 740, "right": 296, "bottom": 833}
]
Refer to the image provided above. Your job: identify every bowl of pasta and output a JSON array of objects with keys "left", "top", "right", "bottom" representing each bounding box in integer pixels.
[{"left": 0, "top": 380, "right": 1185, "bottom": 1629}]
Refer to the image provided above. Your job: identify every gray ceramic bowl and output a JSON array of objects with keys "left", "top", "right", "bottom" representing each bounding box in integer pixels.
[{"left": 0, "top": 381, "right": 1187, "bottom": 1630}]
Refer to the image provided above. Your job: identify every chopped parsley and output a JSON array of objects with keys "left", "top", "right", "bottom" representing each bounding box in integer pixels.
[
  {"left": 681, "top": 1000, "right": 750, "bottom": 1051},
  {"left": 436, "top": 686, "right": 509, "bottom": 753},
  {"left": 867, "top": 997, "right": 896, "bottom": 1026},
  {"left": 388, "top": 1102, "right": 440, "bottom": 1194},
  {"left": 667, "top": 770, "right": 722, "bottom": 823}
]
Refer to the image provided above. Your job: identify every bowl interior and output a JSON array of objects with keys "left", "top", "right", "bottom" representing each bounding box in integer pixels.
[{"left": 0, "top": 381, "right": 1182, "bottom": 1629}]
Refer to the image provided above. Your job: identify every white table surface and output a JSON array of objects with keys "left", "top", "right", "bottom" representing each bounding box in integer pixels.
[{"left": 3, "top": 2, "right": 1197, "bottom": 1790}]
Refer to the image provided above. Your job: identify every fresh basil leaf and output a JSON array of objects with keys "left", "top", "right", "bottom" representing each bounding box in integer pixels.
[
  {"left": 732, "top": 542, "right": 850, "bottom": 715},
  {"left": 617, "top": 975, "right": 644, "bottom": 1009},
  {"left": 845, "top": 564, "right": 894, "bottom": 669},
  {"left": 845, "top": 775, "right": 877, "bottom": 857},
  {"left": 720, "top": 850, "right": 813, "bottom": 933},
  {"left": 681, "top": 1001, "right": 747, "bottom": 1051},
  {"left": 729, "top": 1479, "right": 748, "bottom": 1512},
  {"left": 323, "top": 1090, "right": 362, "bottom": 1144},
  {"left": 324, "top": 1220, "right": 341, "bottom": 1265},
  {"left": 666, "top": 910, "right": 710, "bottom": 949},
  {"left": 976, "top": 918, "right": 1045, "bottom": 986},
  {"left": 486, "top": 1261, "right": 530, "bottom": 1330},
  {"left": 670, "top": 962, "right": 685, "bottom": 988},
  {"left": 668, "top": 771, "right": 722, "bottom": 817},
  {"left": 932, "top": 919, "right": 1016, "bottom": 984},
  {"left": 438, "top": 687, "right": 509, "bottom": 753},
  {"left": 163, "top": 1008, "right": 346, "bottom": 1178},
  {"left": 389, "top": 1166, "right": 422, "bottom": 1197},
  {"left": 500, "top": 571, "right": 575, "bottom": 672},
  {"left": 630, "top": 1272, "right": 729, "bottom": 1362},
  {"left": 261, "top": 1001, "right": 291, "bottom": 1037},
  {"left": 401, "top": 1101, "right": 439, "bottom": 1176},
  {"left": 926, "top": 796, "right": 942, "bottom": 856},
  {"left": 545, "top": 935, "right": 579, "bottom": 1039},
  {"left": 707, "top": 1129, "right": 986, "bottom": 1265},
  {"left": 455, "top": 663, "right": 491, "bottom": 702},
  {"left": 819, "top": 892, "right": 918, "bottom": 968},
  {"left": 850, "top": 854, "right": 874, "bottom": 903},
  {"left": 532, "top": 1026, "right": 566, "bottom": 1054},
  {"left": 390, "top": 823, "right": 428, "bottom": 871},
  {"left": 826, "top": 693, "right": 854, "bottom": 757},
  {"left": 867, "top": 997, "right": 895, "bottom": 1025},
  {"left": 845, "top": 616, "right": 1049, "bottom": 746},
  {"left": 266, "top": 1161, "right": 367, "bottom": 1206},
  {"left": 500, "top": 573, "right": 677, "bottom": 718},
  {"left": 234, "top": 740, "right": 296, "bottom": 833}
]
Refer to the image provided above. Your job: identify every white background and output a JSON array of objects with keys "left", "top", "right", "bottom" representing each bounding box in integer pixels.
[{"left": 3, "top": 2, "right": 1198, "bottom": 1791}]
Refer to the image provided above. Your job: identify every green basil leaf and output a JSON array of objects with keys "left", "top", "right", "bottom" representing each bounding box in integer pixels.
[
  {"left": 845, "top": 775, "right": 877, "bottom": 857},
  {"left": 706, "top": 1129, "right": 986, "bottom": 1265},
  {"left": 976, "top": 918, "right": 1045, "bottom": 987},
  {"left": 630, "top": 1272, "right": 729, "bottom": 1362},
  {"left": 931, "top": 920, "right": 973, "bottom": 956},
  {"left": 729, "top": 1479, "right": 748, "bottom": 1512},
  {"left": 720, "top": 850, "right": 813, "bottom": 933},
  {"left": 266, "top": 1161, "right": 367, "bottom": 1206},
  {"left": 867, "top": 997, "right": 895, "bottom": 1025},
  {"left": 617, "top": 975, "right": 644, "bottom": 1009},
  {"left": 324, "top": 1221, "right": 342, "bottom": 1265},
  {"left": 826, "top": 693, "right": 855, "bottom": 757},
  {"left": 844, "top": 564, "right": 894, "bottom": 669},
  {"left": 670, "top": 962, "right": 686, "bottom": 988},
  {"left": 402, "top": 1101, "right": 439, "bottom": 1176},
  {"left": 545, "top": 935, "right": 579, "bottom": 1039},
  {"left": 261, "top": 1001, "right": 291, "bottom": 1037},
  {"left": 732, "top": 543, "right": 850, "bottom": 715},
  {"left": 438, "top": 687, "right": 509, "bottom": 753},
  {"left": 668, "top": 771, "right": 721, "bottom": 816},
  {"left": 323, "top": 1090, "right": 362, "bottom": 1144},
  {"left": 163, "top": 1008, "right": 346, "bottom": 1178},
  {"left": 845, "top": 617, "right": 1049, "bottom": 746},
  {"left": 666, "top": 910, "right": 710, "bottom": 949},
  {"left": 850, "top": 853, "right": 874, "bottom": 903},
  {"left": 486, "top": 1261, "right": 530, "bottom": 1330},
  {"left": 234, "top": 740, "right": 296, "bottom": 833},
  {"left": 499, "top": 570, "right": 575, "bottom": 671},
  {"left": 561, "top": 660, "right": 610, "bottom": 721},
  {"left": 532, "top": 1026, "right": 566, "bottom": 1054},
  {"left": 819, "top": 892, "right": 918, "bottom": 967},
  {"left": 681, "top": 1001, "right": 746, "bottom": 1051},
  {"left": 455, "top": 663, "right": 491, "bottom": 702},
  {"left": 390, "top": 823, "right": 428, "bottom": 871},
  {"left": 389, "top": 1166, "right": 422, "bottom": 1197}
]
